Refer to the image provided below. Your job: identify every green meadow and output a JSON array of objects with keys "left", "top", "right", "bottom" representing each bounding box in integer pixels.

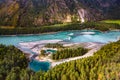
[{"left": 101, "top": 20, "right": 120, "bottom": 25}]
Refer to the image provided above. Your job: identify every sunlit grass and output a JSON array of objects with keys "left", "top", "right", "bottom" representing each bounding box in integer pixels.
[
  {"left": 0, "top": 26, "right": 15, "bottom": 29},
  {"left": 101, "top": 20, "right": 120, "bottom": 25},
  {"left": 43, "top": 22, "right": 74, "bottom": 27},
  {"left": 42, "top": 22, "right": 79, "bottom": 28}
]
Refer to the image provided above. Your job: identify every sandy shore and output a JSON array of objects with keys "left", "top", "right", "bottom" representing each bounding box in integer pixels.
[{"left": 19, "top": 39, "right": 62, "bottom": 54}]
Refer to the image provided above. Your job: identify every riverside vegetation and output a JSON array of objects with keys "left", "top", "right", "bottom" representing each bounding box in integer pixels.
[
  {"left": 0, "top": 22, "right": 120, "bottom": 35},
  {"left": 1, "top": 40, "right": 120, "bottom": 80}
]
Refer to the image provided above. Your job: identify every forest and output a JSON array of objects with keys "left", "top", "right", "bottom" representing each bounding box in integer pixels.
[
  {"left": 0, "top": 45, "right": 33, "bottom": 80},
  {"left": 0, "top": 22, "right": 120, "bottom": 35},
  {"left": 52, "top": 47, "right": 88, "bottom": 60},
  {"left": 1, "top": 40, "right": 120, "bottom": 80}
]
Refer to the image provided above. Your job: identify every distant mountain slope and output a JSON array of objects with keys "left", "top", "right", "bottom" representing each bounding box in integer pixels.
[{"left": 0, "top": 0, "right": 119, "bottom": 27}]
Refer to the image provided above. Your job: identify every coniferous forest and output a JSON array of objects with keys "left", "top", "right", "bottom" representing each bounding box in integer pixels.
[
  {"left": 0, "top": 45, "right": 32, "bottom": 80},
  {"left": 1, "top": 40, "right": 120, "bottom": 80},
  {"left": 52, "top": 47, "right": 88, "bottom": 60}
]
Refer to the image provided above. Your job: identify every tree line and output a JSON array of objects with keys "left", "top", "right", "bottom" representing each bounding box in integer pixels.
[{"left": 0, "top": 22, "right": 120, "bottom": 35}]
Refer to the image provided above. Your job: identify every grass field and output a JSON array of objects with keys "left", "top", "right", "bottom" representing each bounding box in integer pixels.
[
  {"left": 0, "top": 26, "right": 15, "bottom": 29},
  {"left": 101, "top": 20, "right": 120, "bottom": 25}
]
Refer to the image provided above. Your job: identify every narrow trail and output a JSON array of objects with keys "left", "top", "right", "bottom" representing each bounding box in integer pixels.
[{"left": 51, "top": 43, "right": 104, "bottom": 67}]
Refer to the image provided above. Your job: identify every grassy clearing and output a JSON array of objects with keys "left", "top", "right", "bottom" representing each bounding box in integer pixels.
[
  {"left": 42, "top": 22, "right": 75, "bottom": 28},
  {"left": 101, "top": 20, "right": 120, "bottom": 25}
]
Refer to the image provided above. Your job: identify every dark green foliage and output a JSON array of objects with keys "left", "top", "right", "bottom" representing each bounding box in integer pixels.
[
  {"left": 0, "top": 45, "right": 30, "bottom": 80},
  {"left": 52, "top": 47, "right": 88, "bottom": 60},
  {"left": 45, "top": 43, "right": 64, "bottom": 48}
]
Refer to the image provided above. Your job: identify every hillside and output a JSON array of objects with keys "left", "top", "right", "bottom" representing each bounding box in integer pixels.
[{"left": 0, "top": 0, "right": 120, "bottom": 27}]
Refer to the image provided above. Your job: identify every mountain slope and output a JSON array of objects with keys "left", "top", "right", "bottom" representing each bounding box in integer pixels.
[{"left": 0, "top": 0, "right": 119, "bottom": 27}]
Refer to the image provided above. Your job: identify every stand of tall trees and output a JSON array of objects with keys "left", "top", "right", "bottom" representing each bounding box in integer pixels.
[
  {"left": 52, "top": 47, "right": 88, "bottom": 60},
  {"left": 0, "top": 45, "right": 32, "bottom": 80}
]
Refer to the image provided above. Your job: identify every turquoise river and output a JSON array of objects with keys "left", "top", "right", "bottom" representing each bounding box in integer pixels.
[{"left": 0, "top": 30, "right": 120, "bottom": 72}]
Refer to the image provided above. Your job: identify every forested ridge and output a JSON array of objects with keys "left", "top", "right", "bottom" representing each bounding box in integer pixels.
[
  {"left": 0, "top": 45, "right": 32, "bottom": 80},
  {"left": 0, "top": 40, "right": 120, "bottom": 80}
]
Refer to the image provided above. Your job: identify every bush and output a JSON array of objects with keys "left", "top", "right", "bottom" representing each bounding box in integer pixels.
[{"left": 45, "top": 43, "right": 64, "bottom": 48}]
